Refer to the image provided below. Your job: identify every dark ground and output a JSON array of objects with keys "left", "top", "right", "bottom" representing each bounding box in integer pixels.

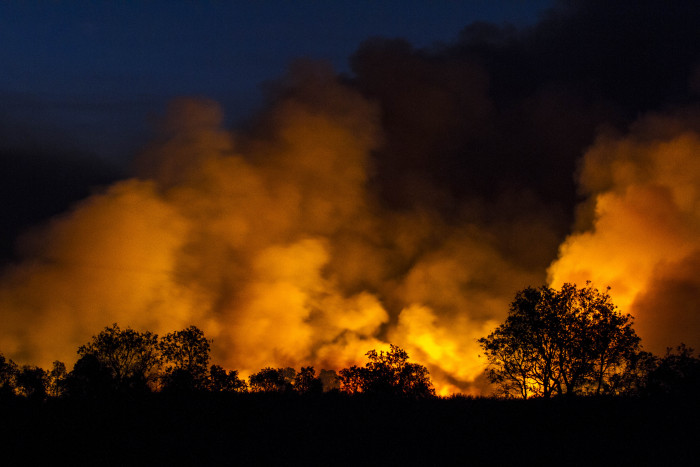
[{"left": 1, "top": 393, "right": 697, "bottom": 466}]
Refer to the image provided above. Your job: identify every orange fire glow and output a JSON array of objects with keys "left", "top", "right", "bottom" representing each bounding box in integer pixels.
[
  {"left": 1, "top": 68, "right": 698, "bottom": 395},
  {"left": 548, "top": 113, "right": 700, "bottom": 354}
]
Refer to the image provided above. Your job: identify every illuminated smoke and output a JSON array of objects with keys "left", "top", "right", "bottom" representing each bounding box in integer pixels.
[
  {"left": 0, "top": 66, "right": 545, "bottom": 393},
  {"left": 3, "top": 1, "right": 697, "bottom": 394},
  {"left": 548, "top": 111, "right": 700, "bottom": 353}
]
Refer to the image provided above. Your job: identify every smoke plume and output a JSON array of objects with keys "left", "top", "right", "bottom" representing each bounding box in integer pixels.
[
  {"left": 1, "top": 0, "right": 699, "bottom": 394},
  {"left": 548, "top": 111, "right": 700, "bottom": 353},
  {"left": 0, "top": 66, "right": 544, "bottom": 394}
]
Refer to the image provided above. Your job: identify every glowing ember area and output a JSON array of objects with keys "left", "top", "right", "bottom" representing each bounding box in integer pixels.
[{"left": 548, "top": 113, "right": 700, "bottom": 355}]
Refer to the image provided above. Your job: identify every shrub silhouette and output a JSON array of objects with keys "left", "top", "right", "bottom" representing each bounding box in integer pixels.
[
  {"left": 249, "top": 367, "right": 295, "bottom": 393},
  {"left": 208, "top": 365, "right": 248, "bottom": 392},
  {"left": 644, "top": 344, "right": 700, "bottom": 397},
  {"left": 339, "top": 345, "right": 435, "bottom": 398}
]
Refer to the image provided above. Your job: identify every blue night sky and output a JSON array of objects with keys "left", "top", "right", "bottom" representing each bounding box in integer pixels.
[{"left": 0, "top": 1, "right": 553, "bottom": 161}]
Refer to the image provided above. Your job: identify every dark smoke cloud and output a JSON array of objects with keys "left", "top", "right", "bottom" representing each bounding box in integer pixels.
[{"left": 350, "top": 0, "right": 699, "bottom": 218}]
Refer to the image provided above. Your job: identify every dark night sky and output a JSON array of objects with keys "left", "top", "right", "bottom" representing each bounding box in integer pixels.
[
  {"left": 0, "top": 0, "right": 554, "bottom": 261},
  {"left": 2, "top": 0, "right": 699, "bottom": 262},
  {"left": 0, "top": 1, "right": 552, "bottom": 161}
]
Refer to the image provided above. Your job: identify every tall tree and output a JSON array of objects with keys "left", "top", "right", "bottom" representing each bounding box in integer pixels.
[
  {"left": 478, "top": 283, "right": 641, "bottom": 398},
  {"left": 294, "top": 366, "right": 322, "bottom": 394},
  {"left": 76, "top": 323, "right": 160, "bottom": 392},
  {"left": 159, "top": 326, "right": 211, "bottom": 391}
]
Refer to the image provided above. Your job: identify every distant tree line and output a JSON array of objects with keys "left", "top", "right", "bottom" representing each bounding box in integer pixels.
[
  {"left": 0, "top": 324, "right": 434, "bottom": 401},
  {"left": 1, "top": 283, "right": 698, "bottom": 402}
]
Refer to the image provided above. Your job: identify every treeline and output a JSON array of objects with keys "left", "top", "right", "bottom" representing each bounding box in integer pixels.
[
  {"left": 1, "top": 283, "right": 699, "bottom": 402},
  {"left": 2, "top": 285, "right": 699, "bottom": 466},
  {"left": 0, "top": 324, "right": 435, "bottom": 401}
]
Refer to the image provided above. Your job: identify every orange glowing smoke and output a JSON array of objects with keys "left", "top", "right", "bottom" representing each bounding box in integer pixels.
[
  {"left": 2, "top": 64, "right": 698, "bottom": 394},
  {"left": 0, "top": 67, "right": 547, "bottom": 394},
  {"left": 548, "top": 111, "right": 700, "bottom": 354}
]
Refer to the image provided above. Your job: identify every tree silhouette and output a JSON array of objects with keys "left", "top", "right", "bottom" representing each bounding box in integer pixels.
[
  {"left": 16, "top": 365, "right": 48, "bottom": 400},
  {"left": 338, "top": 365, "right": 364, "bottom": 394},
  {"left": 478, "top": 283, "right": 641, "bottom": 398},
  {"left": 294, "top": 366, "right": 323, "bottom": 394},
  {"left": 65, "top": 353, "right": 114, "bottom": 397},
  {"left": 644, "top": 344, "right": 700, "bottom": 397},
  {"left": 76, "top": 323, "right": 160, "bottom": 392},
  {"left": 47, "top": 361, "right": 68, "bottom": 398},
  {"left": 0, "top": 353, "right": 18, "bottom": 398},
  {"left": 249, "top": 367, "right": 295, "bottom": 393},
  {"left": 159, "top": 326, "right": 211, "bottom": 391},
  {"left": 208, "top": 365, "right": 248, "bottom": 392},
  {"left": 339, "top": 345, "right": 435, "bottom": 398},
  {"left": 606, "top": 350, "right": 657, "bottom": 396}
]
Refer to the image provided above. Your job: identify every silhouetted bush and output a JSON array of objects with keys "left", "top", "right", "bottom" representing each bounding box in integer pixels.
[
  {"left": 208, "top": 365, "right": 248, "bottom": 392},
  {"left": 644, "top": 344, "right": 700, "bottom": 397},
  {"left": 339, "top": 345, "right": 435, "bottom": 398},
  {"left": 249, "top": 367, "right": 295, "bottom": 393}
]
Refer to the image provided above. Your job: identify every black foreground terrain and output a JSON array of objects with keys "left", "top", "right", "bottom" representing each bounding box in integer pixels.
[{"left": 1, "top": 393, "right": 697, "bottom": 466}]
